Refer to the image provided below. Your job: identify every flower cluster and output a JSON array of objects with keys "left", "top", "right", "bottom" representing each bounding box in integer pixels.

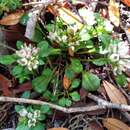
[
  {"left": 109, "top": 41, "right": 130, "bottom": 74},
  {"left": 100, "top": 41, "right": 130, "bottom": 75},
  {"left": 16, "top": 43, "right": 39, "bottom": 71},
  {"left": 78, "top": 8, "right": 96, "bottom": 26},
  {"left": 19, "top": 108, "right": 41, "bottom": 128}
]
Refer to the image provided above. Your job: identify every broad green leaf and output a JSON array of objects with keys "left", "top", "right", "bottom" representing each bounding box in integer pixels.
[
  {"left": 31, "top": 123, "right": 45, "bottom": 130},
  {"left": 65, "top": 67, "right": 75, "bottom": 80},
  {"left": 70, "top": 91, "right": 80, "bottom": 101},
  {"left": 20, "top": 13, "right": 29, "bottom": 25},
  {"left": 32, "top": 68, "right": 53, "bottom": 93},
  {"left": 21, "top": 91, "right": 30, "bottom": 99},
  {"left": 70, "top": 79, "right": 80, "bottom": 89},
  {"left": 15, "top": 105, "right": 24, "bottom": 113},
  {"left": 32, "top": 25, "right": 44, "bottom": 43},
  {"left": 38, "top": 41, "right": 61, "bottom": 58},
  {"left": 65, "top": 98, "right": 72, "bottom": 107},
  {"left": 38, "top": 41, "right": 49, "bottom": 57},
  {"left": 99, "top": 34, "right": 111, "bottom": 47},
  {"left": 82, "top": 72, "right": 100, "bottom": 91},
  {"left": 70, "top": 59, "right": 83, "bottom": 73},
  {"left": 115, "top": 74, "right": 127, "bottom": 86},
  {"left": 43, "top": 90, "right": 52, "bottom": 100},
  {"left": 38, "top": 114, "right": 46, "bottom": 121},
  {"left": 58, "top": 97, "right": 66, "bottom": 107},
  {"left": 12, "top": 65, "right": 23, "bottom": 76},
  {"left": 92, "top": 58, "right": 108, "bottom": 66},
  {"left": 40, "top": 105, "right": 50, "bottom": 114},
  {"left": 0, "top": 55, "right": 16, "bottom": 65},
  {"left": 16, "top": 124, "right": 30, "bottom": 130},
  {"left": 16, "top": 40, "right": 23, "bottom": 49}
]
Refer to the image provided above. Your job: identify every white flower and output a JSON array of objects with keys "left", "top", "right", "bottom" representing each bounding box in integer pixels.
[
  {"left": 27, "top": 112, "right": 33, "bottom": 119},
  {"left": 78, "top": 8, "right": 96, "bottom": 26},
  {"left": 117, "top": 41, "right": 130, "bottom": 58},
  {"left": 108, "top": 41, "right": 130, "bottom": 74},
  {"left": 28, "top": 118, "right": 36, "bottom": 128},
  {"left": 104, "top": 20, "right": 114, "bottom": 32},
  {"left": 62, "top": 35, "right": 67, "bottom": 41},
  {"left": 17, "top": 58, "right": 28, "bottom": 66},
  {"left": 16, "top": 43, "right": 39, "bottom": 71},
  {"left": 33, "top": 110, "right": 41, "bottom": 118},
  {"left": 109, "top": 53, "right": 119, "bottom": 62},
  {"left": 19, "top": 108, "right": 28, "bottom": 117}
]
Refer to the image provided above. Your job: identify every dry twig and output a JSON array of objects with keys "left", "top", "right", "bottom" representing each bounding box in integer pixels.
[
  {"left": 88, "top": 93, "right": 130, "bottom": 111},
  {"left": 0, "top": 96, "right": 104, "bottom": 113},
  {"left": 0, "top": 94, "right": 130, "bottom": 113}
]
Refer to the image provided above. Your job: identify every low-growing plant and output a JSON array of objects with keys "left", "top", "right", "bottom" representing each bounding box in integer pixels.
[{"left": 0, "top": 4, "right": 129, "bottom": 129}]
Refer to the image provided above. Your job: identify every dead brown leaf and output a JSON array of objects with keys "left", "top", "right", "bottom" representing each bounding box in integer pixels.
[
  {"left": 103, "top": 118, "right": 129, "bottom": 130},
  {"left": 63, "top": 75, "right": 71, "bottom": 89},
  {"left": 103, "top": 81, "right": 127, "bottom": 104},
  {"left": 88, "top": 121, "right": 104, "bottom": 130},
  {"left": 121, "top": 0, "right": 130, "bottom": 7},
  {"left": 108, "top": 0, "right": 120, "bottom": 26},
  {"left": 48, "top": 128, "right": 69, "bottom": 130},
  {"left": 0, "top": 74, "right": 12, "bottom": 96},
  {"left": 0, "top": 11, "right": 24, "bottom": 25}
]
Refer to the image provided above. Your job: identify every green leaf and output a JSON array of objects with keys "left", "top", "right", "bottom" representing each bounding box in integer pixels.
[
  {"left": 0, "top": 55, "right": 16, "bottom": 65},
  {"left": 12, "top": 65, "right": 23, "bottom": 76},
  {"left": 38, "top": 41, "right": 61, "bottom": 58},
  {"left": 70, "top": 59, "right": 83, "bottom": 73},
  {"left": 16, "top": 40, "right": 23, "bottom": 49},
  {"left": 82, "top": 72, "right": 100, "bottom": 91},
  {"left": 16, "top": 124, "right": 30, "bottom": 130},
  {"left": 99, "top": 34, "right": 111, "bottom": 47},
  {"left": 115, "top": 74, "right": 127, "bottom": 86},
  {"left": 38, "top": 114, "right": 46, "bottom": 121},
  {"left": 92, "top": 58, "right": 108, "bottom": 66},
  {"left": 32, "top": 24, "right": 44, "bottom": 43},
  {"left": 70, "top": 79, "right": 80, "bottom": 89},
  {"left": 20, "top": 13, "right": 29, "bottom": 25},
  {"left": 43, "top": 90, "right": 52, "bottom": 100},
  {"left": 32, "top": 68, "right": 53, "bottom": 93},
  {"left": 58, "top": 97, "right": 66, "bottom": 107},
  {"left": 15, "top": 105, "right": 24, "bottom": 113},
  {"left": 21, "top": 91, "right": 30, "bottom": 99},
  {"left": 70, "top": 91, "right": 80, "bottom": 101},
  {"left": 38, "top": 41, "right": 49, "bottom": 57},
  {"left": 40, "top": 105, "right": 50, "bottom": 114},
  {"left": 31, "top": 123, "right": 45, "bottom": 130},
  {"left": 65, "top": 98, "right": 72, "bottom": 107},
  {"left": 65, "top": 67, "right": 75, "bottom": 80}
]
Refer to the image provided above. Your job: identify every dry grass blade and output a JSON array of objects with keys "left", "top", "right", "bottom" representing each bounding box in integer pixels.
[
  {"left": 0, "top": 11, "right": 24, "bottom": 25},
  {"left": 103, "top": 81, "right": 127, "bottom": 104},
  {"left": 103, "top": 118, "right": 129, "bottom": 130},
  {"left": 57, "top": 7, "right": 83, "bottom": 31},
  {"left": 108, "top": 0, "right": 120, "bottom": 26}
]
